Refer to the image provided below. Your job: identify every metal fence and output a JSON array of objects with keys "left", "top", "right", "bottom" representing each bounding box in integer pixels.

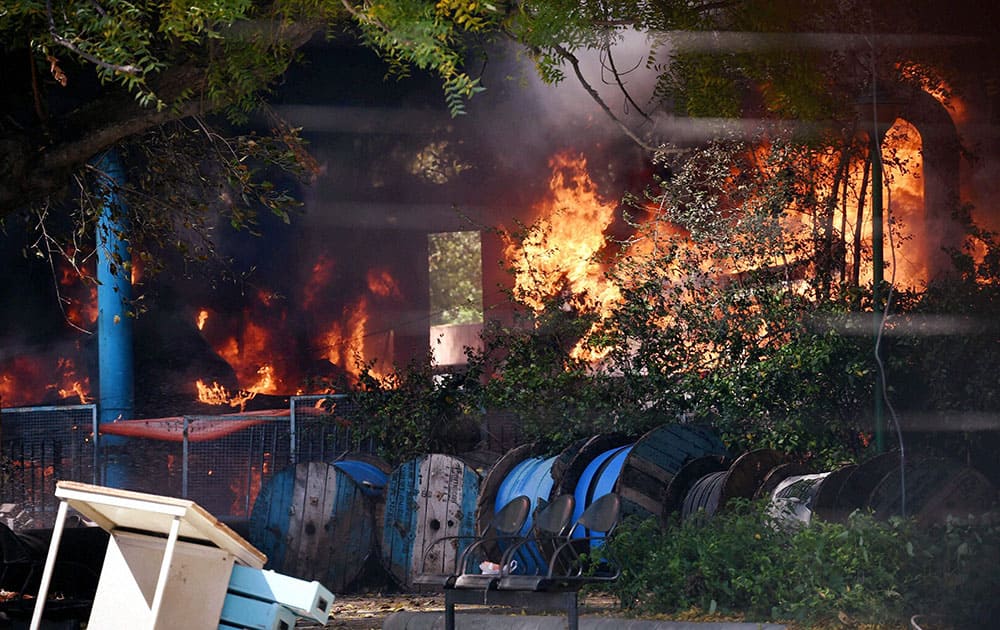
[
  {"left": 290, "top": 394, "right": 374, "bottom": 463},
  {"left": 1, "top": 395, "right": 373, "bottom": 528},
  {"left": 0, "top": 405, "right": 98, "bottom": 528}
]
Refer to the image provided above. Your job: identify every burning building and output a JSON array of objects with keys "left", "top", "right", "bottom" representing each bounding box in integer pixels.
[{"left": 0, "top": 30, "right": 997, "bottom": 427}]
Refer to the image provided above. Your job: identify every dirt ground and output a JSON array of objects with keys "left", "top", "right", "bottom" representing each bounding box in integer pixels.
[{"left": 298, "top": 592, "right": 621, "bottom": 630}]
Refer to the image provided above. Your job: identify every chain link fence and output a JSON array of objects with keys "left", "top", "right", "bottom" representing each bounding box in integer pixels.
[
  {"left": 1, "top": 395, "right": 374, "bottom": 528},
  {"left": 0, "top": 405, "right": 98, "bottom": 528},
  {"left": 290, "top": 394, "right": 374, "bottom": 462}
]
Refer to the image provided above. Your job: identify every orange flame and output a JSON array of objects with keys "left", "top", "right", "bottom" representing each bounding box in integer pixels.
[
  {"left": 367, "top": 268, "right": 402, "bottom": 299},
  {"left": 0, "top": 354, "right": 92, "bottom": 406},
  {"left": 303, "top": 254, "right": 335, "bottom": 309},
  {"left": 196, "top": 309, "right": 209, "bottom": 331},
  {"left": 504, "top": 151, "right": 623, "bottom": 360},
  {"left": 194, "top": 365, "right": 275, "bottom": 411},
  {"left": 320, "top": 297, "right": 391, "bottom": 381},
  {"left": 229, "top": 463, "right": 265, "bottom": 516},
  {"left": 505, "top": 151, "right": 621, "bottom": 316}
]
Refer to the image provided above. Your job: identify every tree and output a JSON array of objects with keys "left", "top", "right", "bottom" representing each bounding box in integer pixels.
[
  {"left": 0, "top": 0, "right": 498, "bottom": 297},
  {"left": 4, "top": 0, "right": 992, "bottom": 244}
]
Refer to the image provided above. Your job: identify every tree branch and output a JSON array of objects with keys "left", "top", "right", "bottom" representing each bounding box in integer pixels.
[
  {"left": 601, "top": 44, "right": 650, "bottom": 120},
  {"left": 1, "top": 15, "right": 325, "bottom": 217},
  {"left": 551, "top": 43, "right": 660, "bottom": 152},
  {"left": 46, "top": 0, "right": 141, "bottom": 75}
]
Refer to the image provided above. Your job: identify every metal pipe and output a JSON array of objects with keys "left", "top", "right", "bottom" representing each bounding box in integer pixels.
[
  {"left": 871, "top": 132, "right": 886, "bottom": 454},
  {"left": 93, "top": 148, "right": 135, "bottom": 486}
]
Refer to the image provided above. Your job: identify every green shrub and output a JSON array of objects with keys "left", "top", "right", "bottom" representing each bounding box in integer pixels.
[{"left": 607, "top": 500, "right": 1000, "bottom": 627}]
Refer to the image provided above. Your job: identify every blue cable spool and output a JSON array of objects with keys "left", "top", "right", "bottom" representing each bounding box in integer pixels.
[
  {"left": 495, "top": 454, "right": 557, "bottom": 536},
  {"left": 571, "top": 444, "right": 633, "bottom": 541},
  {"left": 333, "top": 459, "right": 388, "bottom": 498}
]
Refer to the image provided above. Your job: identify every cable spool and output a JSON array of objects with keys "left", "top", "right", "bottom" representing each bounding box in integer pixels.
[
  {"left": 615, "top": 424, "right": 729, "bottom": 520},
  {"left": 867, "top": 455, "right": 998, "bottom": 524},
  {"left": 823, "top": 451, "right": 901, "bottom": 523},
  {"left": 249, "top": 457, "right": 390, "bottom": 592},
  {"left": 661, "top": 454, "right": 729, "bottom": 525},
  {"left": 477, "top": 440, "right": 597, "bottom": 575},
  {"left": 476, "top": 443, "right": 543, "bottom": 536},
  {"left": 680, "top": 449, "right": 787, "bottom": 519},
  {"left": 769, "top": 472, "right": 831, "bottom": 524},
  {"left": 494, "top": 453, "right": 558, "bottom": 531},
  {"left": 807, "top": 463, "right": 857, "bottom": 522},
  {"left": 681, "top": 470, "right": 728, "bottom": 519},
  {"left": 754, "top": 462, "right": 813, "bottom": 500},
  {"left": 551, "top": 434, "right": 633, "bottom": 530},
  {"left": 380, "top": 454, "right": 481, "bottom": 590}
]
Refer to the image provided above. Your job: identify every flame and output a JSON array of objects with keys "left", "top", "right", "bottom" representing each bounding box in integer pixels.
[
  {"left": 505, "top": 151, "right": 621, "bottom": 315},
  {"left": 196, "top": 309, "right": 209, "bottom": 331},
  {"left": 52, "top": 257, "right": 104, "bottom": 329},
  {"left": 196, "top": 379, "right": 234, "bottom": 405},
  {"left": 320, "top": 297, "right": 390, "bottom": 381},
  {"left": 303, "top": 254, "right": 335, "bottom": 309},
  {"left": 212, "top": 320, "right": 284, "bottom": 395},
  {"left": 820, "top": 120, "right": 928, "bottom": 289},
  {"left": 0, "top": 354, "right": 92, "bottom": 407},
  {"left": 367, "top": 268, "right": 402, "bottom": 299},
  {"left": 503, "top": 151, "right": 624, "bottom": 360},
  {"left": 194, "top": 365, "right": 276, "bottom": 411},
  {"left": 229, "top": 463, "right": 264, "bottom": 516},
  {"left": 57, "top": 381, "right": 89, "bottom": 404}
]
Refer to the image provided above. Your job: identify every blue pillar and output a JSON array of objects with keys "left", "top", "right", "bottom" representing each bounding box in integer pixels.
[{"left": 93, "top": 148, "right": 134, "bottom": 487}]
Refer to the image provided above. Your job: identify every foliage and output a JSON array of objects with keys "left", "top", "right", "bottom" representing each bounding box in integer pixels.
[
  {"left": 10, "top": 117, "right": 313, "bottom": 308},
  {"left": 478, "top": 301, "right": 628, "bottom": 450},
  {"left": 343, "top": 0, "right": 499, "bottom": 116},
  {"left": 338, "top": 350, "right": 485, "bottom": 465},
  {"left": 887, "top": 211, "right": 1000, "bottom": 414},
  {"left": 429, "top": 230, "right": 483, "bottom": 326},
  {"left": 471, "top": 138, "right": 875, "bottom": 464},
  {"left": 0, "top": 0, "right": 332, "bottom": 111},
  {"left": 607, "top": 502, "right": 1000, "bottom": 627}
]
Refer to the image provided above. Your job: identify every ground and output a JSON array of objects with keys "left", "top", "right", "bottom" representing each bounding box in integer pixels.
[{"left": 299, "top": 593, "right": 621, "bottom": 630}]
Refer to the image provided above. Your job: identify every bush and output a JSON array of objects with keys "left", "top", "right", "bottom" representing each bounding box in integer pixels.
[{"left": 607, "top": 500, "right": 1000, "bottom": 627}]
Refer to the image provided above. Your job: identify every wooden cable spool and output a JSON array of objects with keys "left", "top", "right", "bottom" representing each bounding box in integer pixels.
[
  {"left": 615, "top": 424, "right": 729, "bottom": 520},
  {"left": 380, "top": 453, "right": 481, "bottom": 590},
  {"left": 660, "top": 454, "right": 729, "bottom": 525},
  {"left": 249, "top": 458, "right": 390, "bottom": 592},
  {"left": 867, "top": 455, "right": 998, "bottom": 524},
  {"left": 754, "top": 462, "right": 813, "bottom": 500},
  {"left": 807, "top": 463, "right": 857, "bottom": 522},
  {"left": 823, "top": 451, "right": 901, "bottom": 523}
]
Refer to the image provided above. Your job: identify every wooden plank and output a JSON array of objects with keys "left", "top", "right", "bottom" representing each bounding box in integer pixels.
[
  {"left": 54, "top": 481, "right": 265, "bottom": 568},
  {"left": 228, "top": 565, "right": 334, "bottom": 622},
  {"left": 284, "top": 461, "right": 311, "bottom": 576},
  {"left": 248, "top": 464, "right": 297, "bottom": 573},
  {"left": 219, "top": 594, "right": 296, "bottom": 630},
  {"left": 381, "top": 456, "right": 419, "bottom": 587},
  {"left": 314, "top": 463, "right": 376, "bottom": 592},
  {"left": 87, "top": 530, "right": 234, "bottom": 630},
  {"left": 294, "top": 462, "right": 334, "bottom": 579},
  {"left": 248, "top": 462, "right": 380, "bottom": 592}
]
